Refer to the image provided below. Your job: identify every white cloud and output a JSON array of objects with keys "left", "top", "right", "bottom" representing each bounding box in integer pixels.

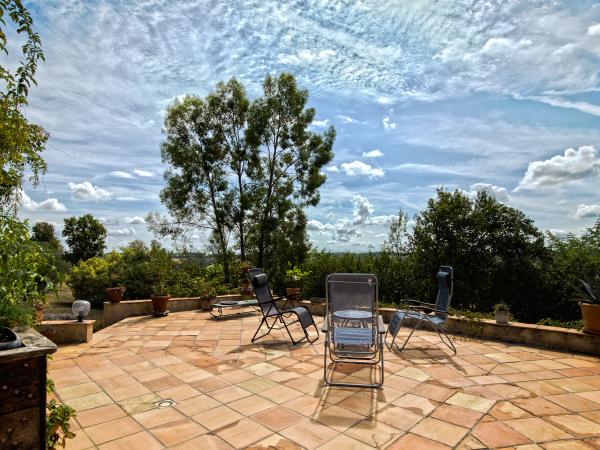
[
  {"left": 110, "top": 171, "right": 135, "bottom": 179},
  {"left": 307, "top": 219, "right": 334, "bottom": 232},
  {"left": 98, "top": 217, "right": 119, "bottom": 225},
  {"left": 107, "top": 227, "right": 136, "bottom": 237},
  {"left": 465, "top": 183, "right": 509, "bottom": 203},
  {"left": 279, "top": 49, "right": 336, "bottom": 65},
  {"left": 133, "top": 169, "right": 153, "bottom": 177},
  {"left": 325, "top": 165, "right": 339, "bottom": 173},
  {"left": 337, "top": 115, "right": 358, "bottom": 124},
  {"left": 571, "top": 204, "right": 600, "bottom": 219},
  {"left": 587, "top": 23, "right": 600, "bottom": 36},
  {"left": 312, "top": 119, "right": 330, "bottom": 128},
  {"left": 19, "top": 190, "right": 67, "bottom": 212},
  {"left": 517, "top": 146, "right": 600, "bottom": 190},
  {"left": 116, "top": 196, "right": 140, "bottom": 201},
  {"left": 68, "top": 181, "right": 112, "bottom": 202},
  {"left": 525, "top": 95, "right": 600, "bottom": 117},
  {"left": 125, "top": 216, "right": 146, "bottom": 224},
  {"left": 332, "top": 219, "right": 362, "bottom": 242},
  {"left": 352, "top": 195, "right": 374, "bottom": 225},
  {"left": 362, "top": 149, "right": 383, "bottom": 158},
  {"left": 340, "top": 161, "right": 384, "bottom": 178},
  {"left": 382, "top": 117, "right": 396, "bottom": 130}
]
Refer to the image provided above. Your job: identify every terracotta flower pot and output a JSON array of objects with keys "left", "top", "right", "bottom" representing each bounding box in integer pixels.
[
  {"left": 286, "top": 287, "right": 301, "bottom": 301},
  {"left": 580, "top": 303, "right": 600, "bottom": 335},
  {"left": 151, "top": 294, "right": 170, "bottom": 316},
  {"left": 106, "top": 287, "right": 125, "bottom": 303},
  {"left": 495, "top": 310, "right": 509, "bottom": 325}
]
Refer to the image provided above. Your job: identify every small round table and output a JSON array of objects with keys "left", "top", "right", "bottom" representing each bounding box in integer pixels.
[{"left": 333, "top": 310, "right": 372, "bottom": 327}]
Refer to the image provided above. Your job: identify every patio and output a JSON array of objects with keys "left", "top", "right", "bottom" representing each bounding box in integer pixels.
[{"left": 50, "top": 310, "right": 600, "bottom": 449}]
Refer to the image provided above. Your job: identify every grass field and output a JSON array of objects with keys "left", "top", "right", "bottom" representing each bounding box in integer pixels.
[{"left": 45, "top": 284, "right": 104, "bottom": 326}]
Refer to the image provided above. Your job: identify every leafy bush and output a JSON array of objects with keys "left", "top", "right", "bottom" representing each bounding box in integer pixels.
[
  {"left": 0, "top": 215, "right": 56, "bottom": 327},
  {"left": 67, "top": 253, "right": 119, "bottom": 305}
]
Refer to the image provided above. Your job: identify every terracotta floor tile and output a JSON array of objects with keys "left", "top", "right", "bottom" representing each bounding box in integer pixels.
[
  {"left": 472, "top": 420, "right": 531, "bottom": 447},
  {"left": 76, "top": 403, "right": 127, "bottom": 428},
  {"left": 105, "top": 382, "right": 151, "bottom": 401},
  {"left": 190, "top": 376, "right": 231, "bottom": 392},
  {"left": 132, "top": 405, "right": 185, "bottom": 428},
  {"left": 191, "top": 405, "right": 243, "bottom": 431},
  {"left": 445, "top": 392, "right": 495, "bottom": 413},
  {"left": 170, "top": 434, "right": 234, "bottom": 449},
  {"left": 224, "top": 394, "right": 275, "bottom": 417},
  {"left": 392, "top": 393, "right": 438, "bottom": 416},
  {"left": 545, "top": 393, "right": 600, "bottom": 412},
  {"left": 174, "top": 394, "right": 221, "bottom": 416},
  {"left": 237, "top": 376, "right": 279, "bottom": 393},
  {"left": 377, "top": 405, "right": 423, "bottom": 431},
  {"left": 546, "top": 414, "right": 600, "bottom": 436},
  {"left": 249, "top": 433, "right": 302, "bottom": 449},
  {"left": 345, "top": 417, "right": 403, "bottom": 448},
  {"left": 410, "top": 417, "right": 468, "bottom": 447},
  {"left": 513, "top": 397, "right": 569, "bottom": 416},
  {"left": 261, "top": 384, "right": 304, "bottom": 404},
  {"left": 315, "top": 433, "right": 368, "bottom": 450},
  {"left": 541, "top": 440, "right": 597, "bottom": 449},
  {"left": 67, "top": 392, "right": 114, "bottom": 412},
  {"left": 312, "top": 404, "right": 364, "bottom": 432},
  {"left": 517, "top": 381, "right": 566, "bottom": 397},
  {"left": 387, "top": 433, "right": 451, "bottom": 450},
  {"left": 279, "top": 418, "right": 339, "bottom": 450},
  {"left": 412, "top": 383, "right": 454, "bottom": 402},
  {"left": 283, "top": 395, "right": 329, "bottom": 417},
  {"left": 252, "top": 406, "right": 304, "bottom": 431},
  {"left": 209, "top": 384, "right": 252, "bottom": 403},
  {"left": 505, "top": 417, "right": 573, "bottom": 442},
  {"left": 118, "top": 393, "right": 160, "bottom": 414},
  {"left": 431, "top": 403, "right": 483, "bottom": 428},
  {"left": 149, "top": 418, "right": 207, "bottom": 446},
  {"left": 97, "top": 430, "right": 162, "bottom": 450},
  {"left": 86, "top": 416, "right": 143, "bottom": 445},
  {"left": 216, "top": 418, "right": 272, "bottom": 447},
  {"left": 157, "top": 384, "right": 201, "bottom": 401},
  {"left": 59, "top": 381, "right": 103, "bottom": 400}
]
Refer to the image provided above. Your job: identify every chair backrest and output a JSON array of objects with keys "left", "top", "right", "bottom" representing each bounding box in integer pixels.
[
  {"left": 326, "top": 273, "right": 378, "bottom": 335},
  {"left": 434, "top": 265, "right": 453, "bottom": 318},
  {"left": 250, "top": 271, "right": 278, "bottom": 316}
]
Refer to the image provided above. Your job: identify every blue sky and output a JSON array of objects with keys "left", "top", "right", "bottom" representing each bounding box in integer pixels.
[{"left": 12, "top": 0, "right": 600, "bottom": 251}]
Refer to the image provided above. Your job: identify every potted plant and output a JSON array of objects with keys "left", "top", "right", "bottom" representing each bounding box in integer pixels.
[
  {"left": 146, "top": 243, "right": 173, "bottom": 316},
  {"left": 494, "top": 303, "right": 510, "bottom": 325},
  {"left": 574, "top": 273, "right": 600, "bottom": 335},
  {"left": 106, "top": 286, "right": 125, "bottom": 303},
  {"left": 238, "top": 261, "right": 253, "bottom": 295},
  {"left": 285, "top": 265, "right": 310, "bottom": 302}
]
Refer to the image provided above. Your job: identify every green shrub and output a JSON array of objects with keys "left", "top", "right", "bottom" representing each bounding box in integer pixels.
[
  {"left": 0, "top": 215, "right": 56, "bottom": 327},
  {"left": 67, "top": 254, "right": 119, "bottom": 305}
]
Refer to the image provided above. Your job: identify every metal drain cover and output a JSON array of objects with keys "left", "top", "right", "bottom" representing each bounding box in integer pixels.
[{"left": 155, "top": 399, "right": 176, "bottom": 409}]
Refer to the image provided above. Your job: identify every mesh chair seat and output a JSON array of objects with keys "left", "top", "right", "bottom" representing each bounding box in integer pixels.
[
  {"left": 333, "top": 327, "right": 374, "bottom": 346},
  {"left": 392, "top": 310, "right": 446, "bottom": 327}
]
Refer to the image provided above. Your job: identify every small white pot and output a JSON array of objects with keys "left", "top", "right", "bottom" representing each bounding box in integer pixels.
[{"left": 495, "top": 310, "right": 509, "bottom": 325}]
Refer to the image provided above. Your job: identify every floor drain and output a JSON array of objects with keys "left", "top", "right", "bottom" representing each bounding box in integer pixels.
[{"left": 155, "top": 399, "right": 176, "bottom": 409}]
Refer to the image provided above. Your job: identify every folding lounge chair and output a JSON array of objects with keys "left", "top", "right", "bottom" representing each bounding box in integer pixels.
[
  {"left": 322, "top": 273, "right": 386, "bottom": 388},
  {"left": 386, "top": 265, "right": 456, "bottom": 354},
  {"left": 250, "top": 272, "right": 319, "bottom": 345}
]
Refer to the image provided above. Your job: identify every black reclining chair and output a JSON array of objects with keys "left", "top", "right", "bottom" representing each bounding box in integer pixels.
[{"left": 250, "top": 271, "right": 319, "bottom": 345}]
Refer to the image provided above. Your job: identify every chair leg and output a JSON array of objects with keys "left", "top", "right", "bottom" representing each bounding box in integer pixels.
[
  {"left": 392, "top": 316, "right": 426, "bottom": 352},
  {"left": 251, "top": 315, "right": 280, "bottom": 343},
  {"left": 432, "top": 324, "right": 457, "bottom": 354}
]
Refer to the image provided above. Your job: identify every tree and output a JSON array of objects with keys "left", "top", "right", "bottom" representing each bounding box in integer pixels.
[
  {"left": 246, "top": 73, "right": 335, "bottom": 272},
  {"left": 32, "top": 221, "right": 60, "bottom": 249},
  {"left": 408, "top": 189, "right": 550, "bottom": 321},
  {"left": 62, "top": 214, "right": 106, "bottom": 263},
  {"left": 1, "top": 0, "right": 48, "bottom": 213},
  {"left": 383, "top": 209, "right": 409, "bottom": 257},
  {"left": 151, "top": 94, "right": 235, "bottom": 283}
]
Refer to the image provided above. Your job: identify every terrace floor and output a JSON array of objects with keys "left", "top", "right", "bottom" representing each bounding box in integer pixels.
[{"left": 49, "top": 310, "right": 600, "bottom": 449}]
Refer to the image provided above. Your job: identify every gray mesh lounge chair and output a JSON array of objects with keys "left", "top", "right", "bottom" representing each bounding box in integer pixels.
[
  {"left": 386, "top": 265, "right": 456, "bottom": 354},
  {"left": 250, "top": 271, "right": 319, "bottom": 345},
  {"left": 322, "top": 273, "right": 386, "bottom": 388}
]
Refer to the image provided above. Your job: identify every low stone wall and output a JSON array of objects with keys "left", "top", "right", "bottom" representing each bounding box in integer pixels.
[
  {"left": 103, "top": 294, "right": 241, "bottom": 325},
  {"left": 39, "top": 320, "right": 94, "bottom": 344},
  {"left": 298, "top": 301, "right": 600, "bottom": 356}
]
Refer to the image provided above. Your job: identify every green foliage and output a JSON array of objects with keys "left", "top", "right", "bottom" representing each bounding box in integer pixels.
[
  {"left": 494, "top": 303, "right": 509, "bottom": 313},
  {"left": 0, "top": 215, "right": 56, "bottom": 327},
  {"left": 67, "top": 254, "right": 117, "bottom": 305},
  {"left": 285, "top": 264, "right": 310, "bottom": 288},
  {"left": 116, "top": 240, "right": 153, "bottom": 299},
  {"left": 537, "top": 318, "right": 583, "bottom": 330},
  {"left": 573, "top": 273, "right": 600, "bottom": 305},
  {"left": 46, "top": 373, "right": 76, "bottom": 449},
  {"left": 0, "top": 0, "right": 48, "bottom": 212},
  {"left": 32, "top": 221, "right": 59, "bottom": 248},
  {"left": 146, "top": 241, "right": 174, "bottom": 296},
  {"left": 62, "top": 214, "right": 107, "bottom": 264}
]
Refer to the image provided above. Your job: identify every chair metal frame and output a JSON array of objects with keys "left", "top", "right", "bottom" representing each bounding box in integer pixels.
[
  {"left": 250, "top": 270, "right": 319, "bottom": 346},
  {"left": 385, "top": 265, "right": 456, "bottom": 354},
  {"left": 322, "top": 273, "right": 386, "bottom": 388}
]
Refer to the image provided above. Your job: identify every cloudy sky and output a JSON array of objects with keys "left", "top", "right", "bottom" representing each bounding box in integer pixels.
[{"left": 12, "top": 0, "right": 600, "bottom": 251}]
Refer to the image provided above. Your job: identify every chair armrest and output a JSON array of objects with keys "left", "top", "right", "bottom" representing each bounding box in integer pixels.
[
  {"left": 403, "top": 299, "right": 436, "bottom": 308},
  {"left": 407, "top": 305, "right": 448, "bottom": 315},
  {"left": 377, "top": 315, "right": 386, "bottom": 334},
  {"left": 321, "top": 320, "right": 329, "bottom": 333}
]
